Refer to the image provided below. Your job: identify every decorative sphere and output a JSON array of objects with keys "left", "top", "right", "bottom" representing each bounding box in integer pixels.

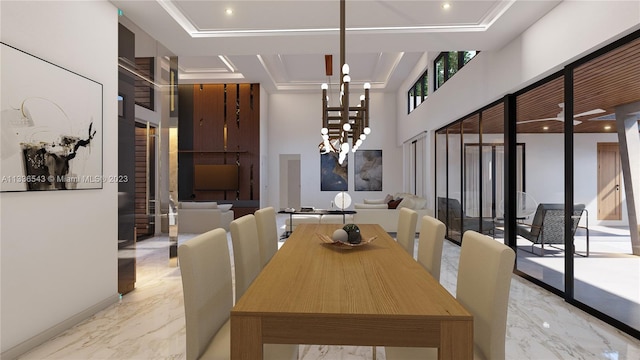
[
  {"left": 342, "top": 224, "right": 361, "bottom": 244},
  {"left": 332, "top": 229, "right": 349, "bottom": 243}
]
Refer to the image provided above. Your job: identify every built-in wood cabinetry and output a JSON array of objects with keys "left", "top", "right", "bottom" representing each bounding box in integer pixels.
[{"left": 178, "top": 84, "right": 260, "bottom": 217}]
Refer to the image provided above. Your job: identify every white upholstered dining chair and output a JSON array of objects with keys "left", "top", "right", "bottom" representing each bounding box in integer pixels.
[
  {"left": 179, "top": 228, "right": 232, "bottom": 360},
  {"left": 416, "top": 215, "right": 446, "bottom": 282},
  {"left": 179, "top": 228, "right": 298, "bottom": 360},
  {"left": 254, "top": 206, "right": 278, "bottom": 268},
  {"left": 229, "top": 214, "right": 262, "bottom": 302},
  {"left": 396, "top": 207, "right": 418, "bottom": 256},
  {"left": 385, "top": 230, "right": 516, "bottom": 360}
]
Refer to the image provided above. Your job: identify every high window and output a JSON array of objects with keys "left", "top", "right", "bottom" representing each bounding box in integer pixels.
[
  {"left": 407, "top": 69, "right": 428, "bottom": 113},
  {"left": 434, "top": 51, "right": 478, "bottom": 91}
]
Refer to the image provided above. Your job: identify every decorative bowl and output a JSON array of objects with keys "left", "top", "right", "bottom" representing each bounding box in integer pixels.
[{"left": 316, "top": 233, "right": 377, "bottom": 249}]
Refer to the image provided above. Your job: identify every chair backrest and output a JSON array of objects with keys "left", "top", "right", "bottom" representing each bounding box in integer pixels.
[
  {"left": 458, "top": 231, "right": 515, "bottom": 360},
  {"left": 416, "top": 215, "right": 446, "bottom": 281},
  {"left": 530, "top": 203, "right": 586, "bottom": 244},
  {"left": 230, "top": 214, "right": 262, "bottom": 302},
  {"left": 254, "top": 207, "right": 278, "bottom": 268},
  {"left": 178, "top": 228, "right": 232, "bottom": 360},
  {"left": 437, "top": 197, "right": 463, "bottom": 232},
  {"left": 396, "top": 207, "right": 418, "bottom": 256}
]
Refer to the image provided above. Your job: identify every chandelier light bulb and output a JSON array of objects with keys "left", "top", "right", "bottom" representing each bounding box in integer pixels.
[
  {"left": 363, "top": 82, "right": 371, "bottom": 89},
  {"left": 352, "top": 147, "right": 357, "bottom": 153},
  {"left": 341, "top": 142, "right": 349, "bottom": 152},
  {"left": 364, "top": 127, "right": 371, "bottom": 135},
  {"left": 321, "top": 127, "right": 328, "bottom": 135},
  {"left": 321, "top": 83, "right": 328, "bottom": 90},
  {"left": 322, "top": 134, "right": 329, "bottom": 140},
  {"left": 343, "top": 75, "right": 351, "bottom": 83},
  {"left": 343, "top": 123, "right": 351, "bottom": 131},
  {"left": 360, "top": 94, "right": 365, "bottom": 101},
  {"left": 360, "top": 134, "right": 366, "bottom": 140},
  {"left": 342, "top": 63, "right": 350, "bottom": 75},
  {"left": 356, "top": 139, "right": 362, "bottom": 146}
]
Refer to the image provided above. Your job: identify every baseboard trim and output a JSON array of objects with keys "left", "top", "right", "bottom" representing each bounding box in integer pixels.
[{"left": 1, "top": 293, "right": 120, "bottom": 360}]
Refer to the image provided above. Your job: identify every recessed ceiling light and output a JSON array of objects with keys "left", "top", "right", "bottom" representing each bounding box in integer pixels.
[
  {"left": 543, "top": 126, "right": 549, "bottom": 131},
  {"left": 442, "top": 3, "right": 451, "bottom": 10},
  {"left": 604, "top": 125, "right": 611, "bottom": 130},
  {"left": 225, "top": 8, "right": 233, "bottom": 15}
]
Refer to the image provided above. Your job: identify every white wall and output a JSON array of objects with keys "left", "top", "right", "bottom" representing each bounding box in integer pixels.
[
  {"left": 397, "top": 0, "right": 640, "bottom": 215},
  {"left": 398, "top": 1, "right": 640, "bottom": 145},
  {"left": 0, "top": 0, "right": 119, "bottom": 354},
  {"left": 266, "top": 91, "right": 403, "bottom": 210}
]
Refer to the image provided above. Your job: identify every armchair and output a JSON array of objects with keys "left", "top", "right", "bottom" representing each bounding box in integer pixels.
[
  {"left": 516, "top": 203, "right": 589, "bottom": 256},
  {"left": 177, "top": 202, "right": 234, "bottom": 233}
]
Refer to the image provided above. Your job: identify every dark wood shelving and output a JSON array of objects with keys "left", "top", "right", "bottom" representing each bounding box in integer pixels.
[{"left": 178, "top": 83, "right": 260, "bottom": 211}]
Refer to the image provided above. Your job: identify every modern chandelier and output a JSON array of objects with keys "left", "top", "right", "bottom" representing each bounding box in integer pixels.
[{"left": 320, "top": 0, "right": 370, "bottom": 165}]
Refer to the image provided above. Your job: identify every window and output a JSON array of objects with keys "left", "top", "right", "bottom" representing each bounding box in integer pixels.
[
  {"left": 434, "top": 51, "right": 478, "bottom": 91},
  {"left": 435, "top": 56, "right": 445, "bottom": 90},
  {"left": 407, "top": 69, "right": 428, "bottom": 114}
]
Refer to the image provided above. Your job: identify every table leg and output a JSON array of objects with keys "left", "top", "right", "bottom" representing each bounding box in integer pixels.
[
  {"left": 281, "top": 213, "right": 294, "bottom": 239},
  {"left": 231, "top": 315, "right": 263, "bottom": 359},
  {"left": 438, "top": 320, "right": 473, "bottom": 360}
]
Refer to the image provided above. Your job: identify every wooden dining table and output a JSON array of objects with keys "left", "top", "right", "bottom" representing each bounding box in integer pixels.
[{"left": 230, "top": 223, "right": 473, "bottom": 359}]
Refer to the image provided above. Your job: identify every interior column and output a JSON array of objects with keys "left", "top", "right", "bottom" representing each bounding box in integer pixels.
[{"left": 614, "top": 102, "right": 640, "bottom": 256}]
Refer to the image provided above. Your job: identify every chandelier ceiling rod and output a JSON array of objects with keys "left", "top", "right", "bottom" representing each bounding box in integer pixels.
[
  {"left": 320, "top": 0, "right": 370, "bottom": 164},
  {"left": 340, "top": 0, "right": 348, "bottom": 145}
]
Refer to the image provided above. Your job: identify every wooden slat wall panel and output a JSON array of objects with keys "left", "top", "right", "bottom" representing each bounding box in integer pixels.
[
  {"left": 193, "top": 84, "right": 224, "bottom": 152},
  {"left": 188, "top": 83, "right": 260, "bottom": 204},
  {"left": 134, "top": 126, "right": 150, "bottom": 237},
  {"left": 135, "top": 57, "right": 154, "bottom": 110}
]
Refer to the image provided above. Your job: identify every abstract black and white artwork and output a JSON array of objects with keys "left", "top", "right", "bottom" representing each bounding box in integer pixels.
[
  {"left": 354, "top": 150, "right": 382, "bottom": 191},
  {"left": 320, "top": 152, "right": 348, "bottom": 191},
  {"left": 1, "top": 43, "right": 103, "bottom": 192}
]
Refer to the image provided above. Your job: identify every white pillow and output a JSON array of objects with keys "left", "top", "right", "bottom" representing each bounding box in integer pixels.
[
  {"left": 363, "top": 198, "right": 386, "bottom": 205},
  {"left": 180, "top": 202, "right": 217, "bottom": 209},
  {"left": 218, "top": 204, "right": 233, "bottom": 212}
]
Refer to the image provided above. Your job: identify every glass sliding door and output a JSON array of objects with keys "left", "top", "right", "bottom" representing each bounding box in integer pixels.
[
  {"left": 572, "top": 36, "right": 640, "bottom": 333},
  {"left": 461, "top": 114, "right": 494, "bottom": 239},
  {"left": 446, "top": 123, "right": 462, "bottom": 243},
  {"left": 515, "top": 75, "right": 566, "bottom": 292},
  {"left": 432, "top": 30, "right": 640, "bottom": 340}
]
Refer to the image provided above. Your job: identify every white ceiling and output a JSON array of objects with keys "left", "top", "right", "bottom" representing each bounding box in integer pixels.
[{"left": 110, "top": 0, "right": 561, "bottom": 93}]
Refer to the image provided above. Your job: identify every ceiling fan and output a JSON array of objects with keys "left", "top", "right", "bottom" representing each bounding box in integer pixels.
[{"left": 517, "top": 103, "right": 605, "bottom": 125}]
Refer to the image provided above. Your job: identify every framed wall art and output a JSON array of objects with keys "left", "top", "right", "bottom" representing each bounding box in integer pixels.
[
  {"left": 1, "top": 42, "right": 103, "bottom": 192},
  {"left": 355, "top": 149, "right": 382, "bottom": 191},
  {"left": 320, "top": 152, "right": 348, "bottom": 191}
]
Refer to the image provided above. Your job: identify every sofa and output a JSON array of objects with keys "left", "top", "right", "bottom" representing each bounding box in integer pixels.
[
  {"left": 285, "top": 193, "right": 432, "bottom": 233},
  {"left": 177, "top": 202, "right": 234, "bottom": 233},
  {"left": 353, "top": 193, "right": 431, "bottom": 232}
]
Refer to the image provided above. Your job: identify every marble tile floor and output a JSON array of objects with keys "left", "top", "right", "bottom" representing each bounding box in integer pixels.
[
  {"left": 495, "top": 225, "right": 640, "bottom": 331},
  {"left": 16, "top": 223, "right": 640, "bottom": 360}
]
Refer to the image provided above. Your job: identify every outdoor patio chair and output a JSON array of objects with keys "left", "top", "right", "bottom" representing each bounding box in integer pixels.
[{"left": 516, "top": 203, "right": 589, "bottom": 257}]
